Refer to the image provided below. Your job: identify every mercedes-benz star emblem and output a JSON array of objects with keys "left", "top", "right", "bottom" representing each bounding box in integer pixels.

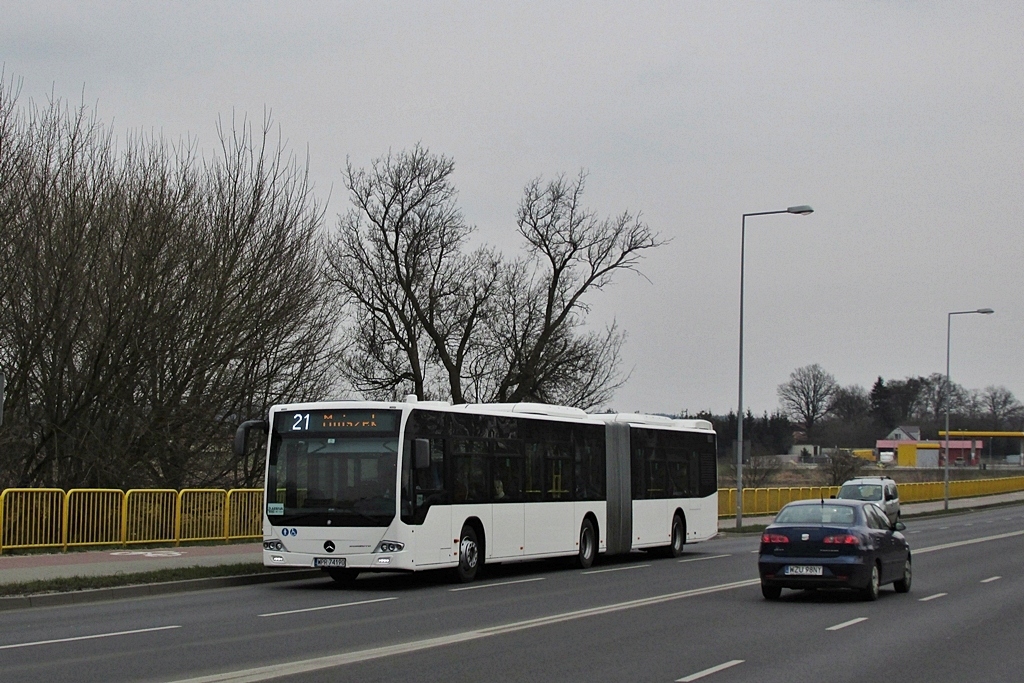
[{"left": 323, "top": 541, "right": 335, "bottom": 553}]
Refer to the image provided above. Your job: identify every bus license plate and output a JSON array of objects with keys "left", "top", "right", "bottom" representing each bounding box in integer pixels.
[
  {"left": 785, "top": 565, "right": 822, "bottom": 576},
  {"left": 314, "top": 557, "right": 346, "bottom": 568}
]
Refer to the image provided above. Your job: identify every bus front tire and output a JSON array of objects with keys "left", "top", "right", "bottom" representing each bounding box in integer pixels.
[
  {"left": 455, "top": 524, "right": 481, "bottom": 583},
  {"left": 577, "top": 519, "right": 596, "bottom": 569}
]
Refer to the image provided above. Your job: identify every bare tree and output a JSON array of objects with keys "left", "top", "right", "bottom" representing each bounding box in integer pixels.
[
  {"left": 0, "top": 89, "right": 334, "bottom": 489},
  {"left": 325, "top": 146, "right": 500, "bottom": 403},
  {"left": 828, "top": 384, "right": 870, "bottom": 422},
  {"left": 820, "top": 448, "right": 863, "bottom": 486},
  {"left": 326, "top": 154, "right": 661, "bottom": 409},
  {"left": 488, "top": 172, "right": 660, "bottom": 407},
  {"left": 980, "top": 386, "right": 1024, "bottom": 430},
  {"left": 777, "top": 364, "right": 838, "bottom": 441}
]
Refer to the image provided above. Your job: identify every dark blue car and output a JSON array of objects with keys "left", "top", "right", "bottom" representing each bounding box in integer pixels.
[{"left": 758, "top": 499, "right": 912, "bottom": 601}]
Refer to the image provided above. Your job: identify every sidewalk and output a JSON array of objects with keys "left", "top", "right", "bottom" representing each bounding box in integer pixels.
[
  {"left": 718, "top": 490, "right": 1024, "bottom": 530},
  {"left": 0, "top": 542, "right": 266, "bottom": 586}
]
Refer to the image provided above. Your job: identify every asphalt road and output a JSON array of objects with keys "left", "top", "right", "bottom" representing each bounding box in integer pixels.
[{"left": 1, "top": 504, "right": 1023, "bottom": 683}]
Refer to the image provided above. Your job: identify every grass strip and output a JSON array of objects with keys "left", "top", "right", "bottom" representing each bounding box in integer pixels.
[{"left": 0, "top": 562, "right": 280, "bottom": 597}]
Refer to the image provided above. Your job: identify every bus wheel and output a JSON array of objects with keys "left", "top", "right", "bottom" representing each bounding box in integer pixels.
[
  {"left": 456, "top": 524, "right": 480, "bottom": 582},
  {"left": 667, "top": 514, "right": 685, "bottom": 558},
  {"left": 577, "top": 519, "right": 596, "bottom": 569},
  {"left": 326, "top": 568, "right": 359, "bottom": 585}
]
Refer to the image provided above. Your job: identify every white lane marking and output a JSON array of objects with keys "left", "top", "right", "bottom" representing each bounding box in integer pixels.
[
  {"left": 964, "top": 523, "right": 974, "bottom": 527},
  {"left": 167, "top": 578, "right": 762, "bottom": 683},
  {"left": 581, "top": 564, "right": 650, "bottom": 575},
  {"left": 0, "top": 625, "right": 181, "bottom": 651},
  {"left": 981, "top": 576, "right": 1002, "bottom": 583},
  {"left": 826, "top": 617, "right": 868, "bottom": 631},
  {"left": 450, "top": 577, "right": 545, "bottom": 592},
  {"left": 919, "top": 593, "right": 947, "bottom": 602},
  {"left": 258, "top": 597, "right": 396, "bottom": 617},
  {"left": 916, "top": 529, "right": 1024, "bottom": 555},
  {"left": 677, "top": 659, "right": 745, "bottom": 681},
  {"left": 110, "top": 550, "right": 185, "bottom": 557},
  {"left": 678, "top": 554, "right": 731, "bottom": 564},
  {"left": 939, "top": 526, "right": 949, "bottom": 530},
  {"left": 908, "top": 530, "right": 921, "bottom": 534},
  {"left": 749, "top": 550, "right": 759, "bottom": 554}
]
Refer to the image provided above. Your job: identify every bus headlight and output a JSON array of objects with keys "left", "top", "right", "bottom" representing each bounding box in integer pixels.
[
  {"left": 374, "top": 541, "right": 404, "bottom": 553},
  {"left": 263, "top": 539, "right": 287, "bottom": 552}
]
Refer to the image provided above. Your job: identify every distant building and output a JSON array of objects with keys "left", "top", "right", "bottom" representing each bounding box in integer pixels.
[{"left": 874, "top": 425, "right": 982, "bottom": 467}]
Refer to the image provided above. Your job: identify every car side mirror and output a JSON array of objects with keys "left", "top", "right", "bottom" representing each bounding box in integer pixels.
[
  {"left": 414, "top": 438, "right": 431, "bottom": 469},
  {"left": 894, "top": 521, "right": 906, "bottom": 532}
]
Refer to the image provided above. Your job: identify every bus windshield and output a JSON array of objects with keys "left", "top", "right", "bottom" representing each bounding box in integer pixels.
[{"left": 267, "top": 435, "right": 399, "bottom": 527}]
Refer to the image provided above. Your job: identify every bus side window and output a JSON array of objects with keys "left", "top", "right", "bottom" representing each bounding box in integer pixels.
[
  {"left": 525, "top": 441, "right": 544, "bottom": 501},
  {"left": 493, "top": 439, "right": 524, "bottom": 502}
]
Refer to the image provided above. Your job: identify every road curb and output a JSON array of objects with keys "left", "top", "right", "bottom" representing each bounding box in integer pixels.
[{"left": 0, "top": 568, "right": 323, "bottom": 612}]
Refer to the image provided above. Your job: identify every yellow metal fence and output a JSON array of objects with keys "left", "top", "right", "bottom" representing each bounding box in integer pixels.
[
  {"left": 717, "top": 476, "right": 1024, "bottom": 518},
  {"left": 5, "top": 476, "right": 1024, "bottom": 551},
  {"left": 0, "top": 488, "right": 262, "bottom": 554}
]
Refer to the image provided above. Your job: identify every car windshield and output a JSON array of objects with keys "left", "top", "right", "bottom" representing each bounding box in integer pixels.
[
  {"left": 775, "top": 504, "right": 856, "bottom": 525},
  {"left": 839, "top": 484, "right": 882, "bottom": 501}
]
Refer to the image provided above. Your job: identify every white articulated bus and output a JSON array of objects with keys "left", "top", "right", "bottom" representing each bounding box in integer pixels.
[{"left": 234, "top": 399, "right": 719, "bottom": 583}]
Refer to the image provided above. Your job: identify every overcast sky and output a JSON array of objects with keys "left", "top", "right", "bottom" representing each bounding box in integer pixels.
[{"left": 3, "top": 2, "right": 1022, "bottom": 416}]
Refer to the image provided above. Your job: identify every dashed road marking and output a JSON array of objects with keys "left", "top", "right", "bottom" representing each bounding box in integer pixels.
[
  {"left": 679, "top": 554, "right": 731, "bottom": 564},
  {"left": 0, "top": 625, "right": 180, "bottom": 651},
  {"left": 450, "top": 577, "right": 545, "bottom": 592},
  {"left": 826, "top": 617, "right": 868, "bottom": 631},
  {"left": 582, "top": 564, "right": 650, "bottom": 575},
  {"left": 259, "top": 597, "right": 397, "bottom": 617},
  {"left": 677, "top": 659, "right": 745, "bottom": 681},
  {"left": 981, "top": 576, "right": 1002, "bottom": 583},
  {"left": 919, "top": 593, "right": 947, "bottom": 602}
]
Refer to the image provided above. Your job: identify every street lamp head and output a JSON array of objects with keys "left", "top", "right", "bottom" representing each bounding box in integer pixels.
[
  {"left": 977, "top": 308, "right": 994, "bottom": 315},
  {"left": 786, "top": 205, "right": 814, "bottom": 215}
]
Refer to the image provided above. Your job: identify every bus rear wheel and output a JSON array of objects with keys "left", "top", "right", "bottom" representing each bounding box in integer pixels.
[
  {"left": 667, "top": 514, "right": 686, "bottom": 558},
  {"left": 455, "top": 524, "right": 481, "bottom": 583},
  {"left": 577, "top": 519, "right": 596, "bottom": 569}
]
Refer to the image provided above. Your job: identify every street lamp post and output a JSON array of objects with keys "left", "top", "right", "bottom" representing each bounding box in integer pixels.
[
  {"left": 944, "top": 308, "right": 994, "bottom": 510},
  {"left": 736, "top": 205, "right": 813, "bottom": 528}
]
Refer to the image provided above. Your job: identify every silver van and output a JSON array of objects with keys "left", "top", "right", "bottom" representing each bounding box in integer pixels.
[{"left": 837, "top": 477, "right": 900, "bottom": 525}]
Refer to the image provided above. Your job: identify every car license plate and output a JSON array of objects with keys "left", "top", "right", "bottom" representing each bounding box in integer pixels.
[
  {"left": 785, "top": 565, "right": 823, "bottom": 576},
  {"left": 313, "top": 557, "right": 346, "bottom": 568}
]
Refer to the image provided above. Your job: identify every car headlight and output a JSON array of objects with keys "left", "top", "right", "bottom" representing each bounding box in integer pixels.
[
  {"left": 374, "top": 540, "right": 404, "bottom": 553},
  {"left": 263, "top": 539, "right": 287, "bottom": 552}
]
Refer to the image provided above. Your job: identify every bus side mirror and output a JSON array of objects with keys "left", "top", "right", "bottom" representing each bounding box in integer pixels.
[
  {"left": 234, "top": 420, "right": 269, "bottom": 459},
  {"left": 414, "top": 439, "right": 431, "bottom": 469}
]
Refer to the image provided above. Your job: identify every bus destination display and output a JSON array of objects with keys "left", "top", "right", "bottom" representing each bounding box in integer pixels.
[{"left": 274, "top": 409, "right": 398, "bottom": 434}]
